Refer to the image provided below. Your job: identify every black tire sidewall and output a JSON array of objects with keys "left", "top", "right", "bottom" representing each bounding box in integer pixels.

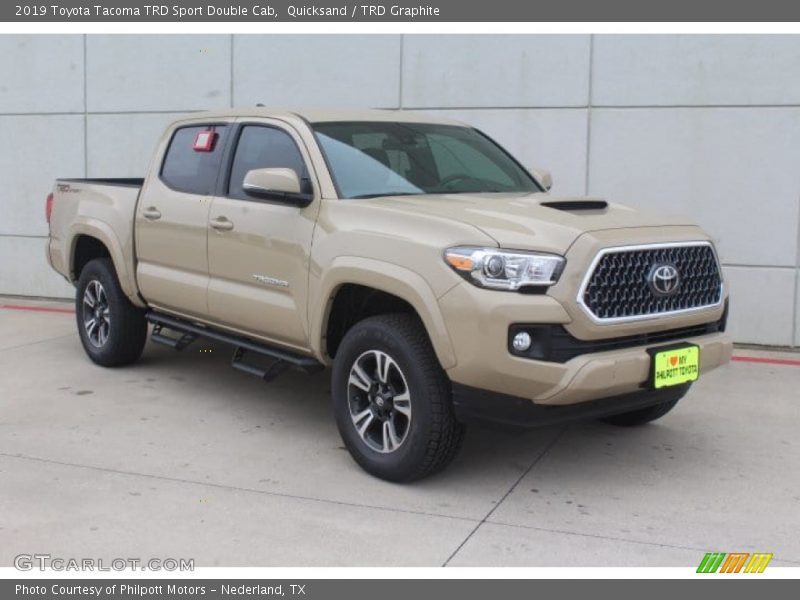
[
  {"left": 75, "top": 258, "right": 146, "bottom": 367},
  {"left": 331, "top": 318, "right": 442, "bottom": 481}
]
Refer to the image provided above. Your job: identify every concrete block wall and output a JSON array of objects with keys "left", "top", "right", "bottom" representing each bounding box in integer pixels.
[{"left": 1, "top": 34, "right": 798, "bottom": 346}]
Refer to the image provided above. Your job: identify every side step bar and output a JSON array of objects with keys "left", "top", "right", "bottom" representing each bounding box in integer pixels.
[
  {"left": 151, "top": 323, "right": 197, "bottom": 350},
  {"left": 146, "top": 312, "right": 324, "bottom": 380}
]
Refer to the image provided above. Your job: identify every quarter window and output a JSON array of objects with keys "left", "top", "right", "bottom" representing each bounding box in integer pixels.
[{"left": 160, "top": 125, "right": 229, "bottom": 195}]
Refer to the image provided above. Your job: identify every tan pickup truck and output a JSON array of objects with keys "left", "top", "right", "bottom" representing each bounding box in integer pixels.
[{"left": 46, "top": 108, "right": 732, "bottom": 481}]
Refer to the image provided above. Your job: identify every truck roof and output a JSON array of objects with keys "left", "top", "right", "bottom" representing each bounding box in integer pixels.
[{"left": 176, "top": 107, "right": 464, "bottom": 126}]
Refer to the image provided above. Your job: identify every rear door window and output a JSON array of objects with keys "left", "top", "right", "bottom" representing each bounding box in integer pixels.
[{"left": 160, "top": 125, "right": 229, "bottom": 195}]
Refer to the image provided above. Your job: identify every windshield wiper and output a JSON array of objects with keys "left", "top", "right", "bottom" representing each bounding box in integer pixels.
[
  {"left": 429, "top": 188, "right": 506, "bottom": 194},
  {"left": 349, "top": 192, "right": 424, "bottom": 199}
]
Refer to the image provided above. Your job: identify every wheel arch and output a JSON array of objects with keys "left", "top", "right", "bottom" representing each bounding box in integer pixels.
[
  {"left": 311, "top": 257, "right": 457, "bottom": 369},
  {"left": 67, "top": 220, "right": 143, "bottom": 306}
]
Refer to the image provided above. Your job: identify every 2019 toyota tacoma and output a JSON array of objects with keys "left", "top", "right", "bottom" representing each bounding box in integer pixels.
[{"left": 45, "top": 108, "right": 732, "bottom": 481}]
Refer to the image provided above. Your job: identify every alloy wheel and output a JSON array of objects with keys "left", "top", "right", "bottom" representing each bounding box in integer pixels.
[
  {"left": 347, "top": 350, "right": 412, "bottom": 453},
  {"left": 82, "top": 280, "right": 110, "bottom": 348}
]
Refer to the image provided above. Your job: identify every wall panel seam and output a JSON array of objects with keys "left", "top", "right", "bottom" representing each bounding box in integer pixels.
[
  {"left": 794, "top": 269, "right": 799, "bottom": 348},
  {"left": 721, "top": 263, "right": 797, "bottom": 270},
  {"left": 0, "top": 110, "right": 204, "bottom": 117},
  {"left": 398, "top": 34, "right": 404, "bottom": 110},
  {"left": 82, "top": 34, "right": 88, "bottom": 178},
  {"left": 229, "top": 34, "right": 234, "bottom": 108},
  {"left": 5, "top": 104, "right": 800, "bottom": 117},
  {"left": 584, "top": 34, "right": 594, "bottom": 196},
  {"left": 592, "top": 104, "right": 800, "bottom": 110},
  {"left": 403, "top": 105, "right": 589, "bottom": 111},
  {"left": 794, "top": 194, "right": 800, "bottom": 347}
]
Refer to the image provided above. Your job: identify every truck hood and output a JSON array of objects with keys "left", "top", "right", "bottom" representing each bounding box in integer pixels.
[{"left": 360, "top": 192, "right": 695, "bottom": 253}]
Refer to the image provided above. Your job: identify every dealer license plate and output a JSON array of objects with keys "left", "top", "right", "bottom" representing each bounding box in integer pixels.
[{"left": 650, "top": 345, "right": 700, "bottom": 389}]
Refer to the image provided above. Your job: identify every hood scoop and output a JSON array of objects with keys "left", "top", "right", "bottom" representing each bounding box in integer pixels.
[{"left": 540, "top": 199, "right": 608, "bottom": 212}]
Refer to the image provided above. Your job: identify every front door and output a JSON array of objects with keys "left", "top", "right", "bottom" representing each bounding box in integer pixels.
[{"left": 206, "top": 121, "right": 319, "bottom": 350}]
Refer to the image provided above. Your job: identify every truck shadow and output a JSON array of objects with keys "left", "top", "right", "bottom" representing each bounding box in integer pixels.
[{"left": 131, "top": 336, "right": 687, "bottom": 487}]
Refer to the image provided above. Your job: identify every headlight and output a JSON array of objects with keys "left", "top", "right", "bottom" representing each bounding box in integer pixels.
[{"left": 444, "top": 247, "right": 565, "bottom": 291}]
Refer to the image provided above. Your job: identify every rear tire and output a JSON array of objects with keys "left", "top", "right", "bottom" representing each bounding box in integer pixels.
[
  {"left": 75, "top": 258, "right": 147, "bottom": 367},
  {"left": 600, "top": 385, "right": 689, "bottom": 426},
  {"left": 331, "top": 313, "right": 465, "bottom": 482}
]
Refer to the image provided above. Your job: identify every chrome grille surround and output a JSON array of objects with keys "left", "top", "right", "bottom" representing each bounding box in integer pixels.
[{"left": 577, "top": 241, "right": 724, "bottom": 324}]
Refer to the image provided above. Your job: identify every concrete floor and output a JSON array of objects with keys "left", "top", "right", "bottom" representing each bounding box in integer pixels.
[{"left": 1, "top": 296, "right": 799, "bottom": 568}]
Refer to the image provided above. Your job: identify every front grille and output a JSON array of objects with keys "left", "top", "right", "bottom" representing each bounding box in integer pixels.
[{"left": 581, "top": 243, "right": 723, "bottom": 321}]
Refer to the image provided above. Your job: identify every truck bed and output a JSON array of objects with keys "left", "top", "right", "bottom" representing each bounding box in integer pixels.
[{"left": 47, "top": 177, "right": 144, "bottom": 303}]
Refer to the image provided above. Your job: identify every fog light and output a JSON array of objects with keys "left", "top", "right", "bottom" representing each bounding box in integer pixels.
[{"left": 512, "top": 331, "right": 532, "bottom": 352}]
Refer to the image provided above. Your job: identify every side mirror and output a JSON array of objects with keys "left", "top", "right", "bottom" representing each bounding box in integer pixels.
[
  {"left": 531, "top": 167, "right": 553, "bottom": 192},
  {"left": 242, "top": 168, "right": 312, "bottom": 206}
]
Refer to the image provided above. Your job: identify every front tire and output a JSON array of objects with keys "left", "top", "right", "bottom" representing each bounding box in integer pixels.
[
  {"left": 331, "top": 314, "right": 465, "bottom": 482},
  {"left": 76, "top": 258, "right": 147, "bottom": 367}
]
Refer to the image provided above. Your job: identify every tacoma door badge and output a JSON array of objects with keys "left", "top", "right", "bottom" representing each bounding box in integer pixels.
[{"left": 252, "top": 274, "right": 289, "bottom": 288}]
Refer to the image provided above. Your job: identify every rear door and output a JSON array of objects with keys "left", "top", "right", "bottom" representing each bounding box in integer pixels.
[
  {"left": 135, "top": 121, "right": 232, "bottom": 317},
  {"left": 206, "top": 119, "right": 320, "bottom": 350}
]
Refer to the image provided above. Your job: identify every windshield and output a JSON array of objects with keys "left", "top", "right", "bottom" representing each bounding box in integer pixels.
[{"left": 312, "top": 121, "right": 542, "bottom": 199}]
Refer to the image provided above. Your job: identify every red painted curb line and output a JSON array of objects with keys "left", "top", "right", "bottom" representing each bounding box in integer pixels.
[
  {"left": 0, "top": 303, "right": 75, "bottom": 315},
  {"left": 731, "top": 355, "right": 800, "bottom": 367}
]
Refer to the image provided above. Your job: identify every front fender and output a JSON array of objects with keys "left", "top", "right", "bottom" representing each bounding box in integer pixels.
[{"left": 309, "top": 256, "right": 457, "bottom": 369}]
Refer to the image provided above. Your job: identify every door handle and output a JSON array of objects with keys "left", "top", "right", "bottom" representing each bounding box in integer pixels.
[
  {"left": 209, "top": 217, "right": 234, "bottom": 231},
  {"left": 142, "top": 207, "right": 161, "bottom": 220}
]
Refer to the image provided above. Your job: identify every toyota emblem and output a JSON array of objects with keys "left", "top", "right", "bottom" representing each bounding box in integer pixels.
[{"left": 648, "top": 264, "right": 680, "bottom": 296}]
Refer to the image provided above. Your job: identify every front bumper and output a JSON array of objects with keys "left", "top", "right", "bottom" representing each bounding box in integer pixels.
[{"left": 438, "top": 281, "right": 733, "bottom": 406}]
